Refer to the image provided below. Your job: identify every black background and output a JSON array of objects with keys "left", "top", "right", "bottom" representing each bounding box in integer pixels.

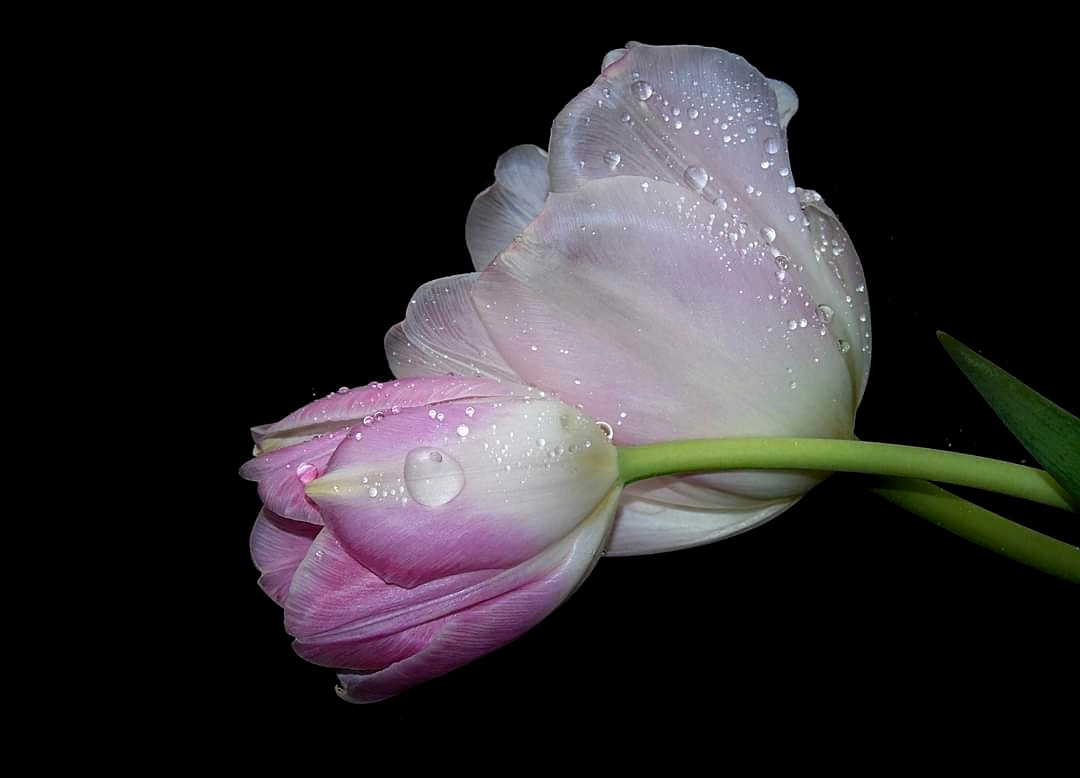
[{"left": 198, "top": 22, "right": 1078, "bottom": 734}]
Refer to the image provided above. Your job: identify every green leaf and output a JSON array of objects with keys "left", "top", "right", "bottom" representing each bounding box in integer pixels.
[
  {"left": 868, "top": 476, "right": 1080, "bottom": 584},
  {"left": 938, "top": 331, "right": 1080, "bottom": 506}
]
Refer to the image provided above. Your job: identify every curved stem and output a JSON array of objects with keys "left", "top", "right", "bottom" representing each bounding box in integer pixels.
[{"left": 617, "top": 438, "right": 1077, "bottom": 512}]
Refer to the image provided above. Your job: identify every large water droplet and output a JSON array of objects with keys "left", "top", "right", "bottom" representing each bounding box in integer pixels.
[
  {"left": 764, "top": 137, "right": 781, "bottom": 155},
  {"left": 761, "top": 226, "right": 776, "bottom": 243},
  {"left": 817, "top": 304, "right": 834, "bottom": 323},
  {"left": 687, "top": 108, "right": 699, "bottom": 119},
  {"left": 631, "top": 80, "right": 654, "bottom": 101},
  {"left": 684, "top": 166, "right": 709, "bottom": 192},
  {"left": 603, "top": 150, "right": 621, "bottom": 171},
  {"left": 403, "top": 447, "right": 465, "bottom": 507},
  {"left": 296, "top": 462, "right": 318, "bottom": 484}
]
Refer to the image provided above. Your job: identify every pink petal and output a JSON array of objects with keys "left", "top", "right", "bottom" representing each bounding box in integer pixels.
[
  {"left": 284, "top": 528, "right": 494, "bottom": 665},
  {"left": 472, "top": 176, "right": 858, "bottom": 452},
  {"left": 332, "top": 487, "right": 618, "bottom": 703},
  {"left": 305, "top": 398, "right": 618, "bottom": 587},
  {"left": 383, "top": 275, "right": 521, "bottom": 382},
  {"left": 465, "top": 144, "right": 550, "bottom": 270},
  {"left": 249, "top": 508, "right": 320, "bottom": 604},
  {"left": 250, "top": 377, "right": 520, "bottom": 453},
  {"left": 239, "top": 434, "right": 341, "bottom": 524}
]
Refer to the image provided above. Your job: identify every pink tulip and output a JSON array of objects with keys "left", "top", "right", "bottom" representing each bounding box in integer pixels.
[
  {"left": 241, "top": 377, "right": 620, "bottom": 702},
  {"left": 386, "top": 43, "right": 871, "bottom": 554}
]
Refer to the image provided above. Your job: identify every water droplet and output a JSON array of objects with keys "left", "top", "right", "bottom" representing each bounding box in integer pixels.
[
  {"left": 373, "top": 411, "right": 384, "bottom": 422},
  {"left": 786, "top": 183, "right": 796, "bottom": 194},
  {"left": 436, "top": 412, "right": 445, "bottom": 422},
  {"left": 536, "top": 437, "right": 547, "bottom": 448},
  {"left": 603, "top": 150, "right": 621, "bottom": 170},
  {"left": 688, "top": 108, "right": 699, "bottom": 119},
  {"left": 715, "top": 197, "right": 728, "bottom": 211},
  {"left": 337, "top": 386, "right": 350, "bottom": 394},
  {"left": 367, "top": 486, "right": 379, "bottom": 498},
  {"left": 817, "top": 304, "right": 834, "bottom": 323},
  {"left": 621, "top": 112, "right": 632, "bottom": 123},
  {"left": 596, "top": 421, "right": 614, "bottom": 440},
  {"left": 761, "top": 226, "right": 776, "bottom": 243},
  {"left": 788, "top": 319, "right": 799, "bottom": 331},
  {"left": 775, "top": 255, "right": 790, "bottom": 271},
  {"left": 684, "top": 166, "right": 709, "bottom": 192},
  {"left": 465, "top": 406, "right": 475, "bottom": 418},
  {"left": 403, "top": 447, "right": 465, "bottom": 507},
  {"left": 779, "top": 167, "right": 790, "bottom": 177},
  {"left": 427, "top": 409, "right": 438, "bottom": 419},
  {"left": 673, "top": 120, "right": 683, "bottom": 130},
  {"left": 354, "top": 432, "right": 363, "bottom": 441},
  {"left": 789, "top": 380, "right": 798, "bottom": 390},
  {"left": 529, "top": 344, "right": 539, "bottom": 352},
  {"left": 764, "top": 137, "right": 781, "bottom": 155},
  {"left": 456, "top": 424, "right": 470, "bottom": 437},
  {"left": 837, "top": 339, "right": 852, "bottom": 354},
  {"left": 799, "top": 318, "right": 808, "bottom": 328},
  {"left": 362, "top": 415, "right": 374, "bottom": 426},
  {"left": 631, "top": 80, "right": 654, "bottom": 101},
  {"left": 296, "top": 462, "right": 318, "bottom": 484}
]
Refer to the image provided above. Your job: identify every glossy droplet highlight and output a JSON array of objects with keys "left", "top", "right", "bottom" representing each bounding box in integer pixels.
[
  {"left": 456, "top": 424, "right": 470, "bottom": 437},
  {"left": 296, "top": 463, "right": 318, "bottom": 484},
  {"left": 817, "top": 304, "right": 834, "bottom": 323},
  {"left": 596, "top": 421, "right": 614, "bottom": 440},
  {"left": 603, "top": 150, "right": 621, "bottom": 171},
  {"left": 631, "top": 80, "right": 654, "bottom": 101},
  {"left": 761, "top": 226, "right": 776, "bottom": 243},
  {"left": 764, "top": 137, "right": 781, "bottom": 155},
  {"left": 836, "top": 338, "right": 851, "bottom": 354},
  {"left": 684, "top": 166, "right": 709, "bottom": 192},
  {"left": 403, "top": 447, "right": 465, "bottom": 507}
]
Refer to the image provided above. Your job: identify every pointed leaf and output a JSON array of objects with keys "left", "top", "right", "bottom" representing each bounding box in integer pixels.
[{"left": 938, "top": 331, "right": 1080, "bottom": 505}]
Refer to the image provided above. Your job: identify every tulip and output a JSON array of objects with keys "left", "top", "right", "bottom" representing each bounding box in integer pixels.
[
  {"left": 240, "top": 377, "right": 620, "bottom": 703},
  {"left": 385, "top": 42, "right": 871, "bottom": 554}
]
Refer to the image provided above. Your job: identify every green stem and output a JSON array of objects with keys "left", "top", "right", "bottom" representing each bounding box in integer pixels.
[
  {"left": 867, "top": 477, "right": 1080, "bottom": 584},
  {"left": 617, "top": 438, "right": 1077, "bottom": 512}
]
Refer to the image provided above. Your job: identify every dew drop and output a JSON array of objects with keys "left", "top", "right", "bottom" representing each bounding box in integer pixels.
[
  {"left": 673, "top": 120, "right": 683, "bottom": 130},
  {"left": 465, "top": 406, "right": 475, "bottom": 418},
  {"left": 779, "top": 167, "right": 790, "bottom": 177},
  {"left": 456, "top": 424, "right": 470, "bottom": 437},
  {"left": 427, "top": 409, "right": 438, "bottom": 419},
  {"left": 817, "top": 304, "right": 834, "bottom": 323},
  {"left": 774, "top": 255, "right": 790, "bottom": 271},
  {"left": 362, "top": 415, "right": 374, "bottom": 426},
  {"left": 837, "top": 339, "right": 852, "bottom": 354},
  {"left": 295, "top": 462, "right": 318, "bottom": 484},
  {"left": 596, "top": 421, "right": 614, "bottom": 440},
  {"left": 354, "top": 432, "right": 363, "bottom": 441},
  {"left": 337, "top": 386, "right": 350, "bottom": 394},
  {"left": 688, "top": 108, "right": 699, "bottom": 119},
  {"left": 631, "top": 80, "right": 654, "bottom": 101},
  {"left": 603, "top": 150, "right": 621, "bottom": 170},
  {"left": 789, "top": 380, "right": 798, "bottom": 390},
  {"left": 403, "top": 447, "right": 465, "bottom": 507},
  {"left": 764, "top": 137, "right": 781, "bottom": 155},
  {"left": 367, "top": 486, "right": 379, "bottom": 498},
  {"left": 788, "top": 319, "right": 799, "bottom": 331},
  {"left": 761, "top": 226, "right": 776, "bottom": 243},
  {"left": 684, "top": 166, "right": 709, "bottom": 192}
]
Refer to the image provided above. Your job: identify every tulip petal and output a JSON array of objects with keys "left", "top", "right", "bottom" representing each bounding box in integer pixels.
[
  {"left": 383, "top": 275, "right": 521, "bottom": 382},
  {"left": 249, "top": 376, "right": 522, "bottom": 453},
  {"left": 465, "top": 145, "right": 550, "bottom": 270},
  {"left": 250, "top": 508, "right": 320, "bottom": 604},
  {"left": 798, "top": 189, "right": 871, "bottom": 401},
  {"left": 240, "top": 434, "right": 342, "bottom": 524},
  {"left": 472, "top": 176, "right": 857, "bottom": 454},
  {"left": 332, "top": 487, "right": 618, "bottom": 703},
  {"left": 605, "top": 495, "right": 795, "bottom": 556},
  {"left": 306, "top": 398, "right": 618, "bottom": 587},
  {"left": 285, "top": 527, "right": 495, "bottom": 668},
  {"left": 548, "top": 43, "right": 804, "bottom": 255}
]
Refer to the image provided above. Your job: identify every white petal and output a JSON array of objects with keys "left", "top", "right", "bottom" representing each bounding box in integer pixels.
[
  {"left": 384, "top": 273, "right": 521, "bottom": 382},
  {"left": 797, "top": 189, "right": 872, "bottom": 402},
  {"left": 473, "top": 176, "right": 858, "bottom": 447},
  {"left": 767, "top": 78, "right": 799, "bottom": 128},
  {"left": 465, "top": 145, "right": 550, "bottom": 270},
  {"left": 605, "top": 495, "right": 796, "bottom": 556}
]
